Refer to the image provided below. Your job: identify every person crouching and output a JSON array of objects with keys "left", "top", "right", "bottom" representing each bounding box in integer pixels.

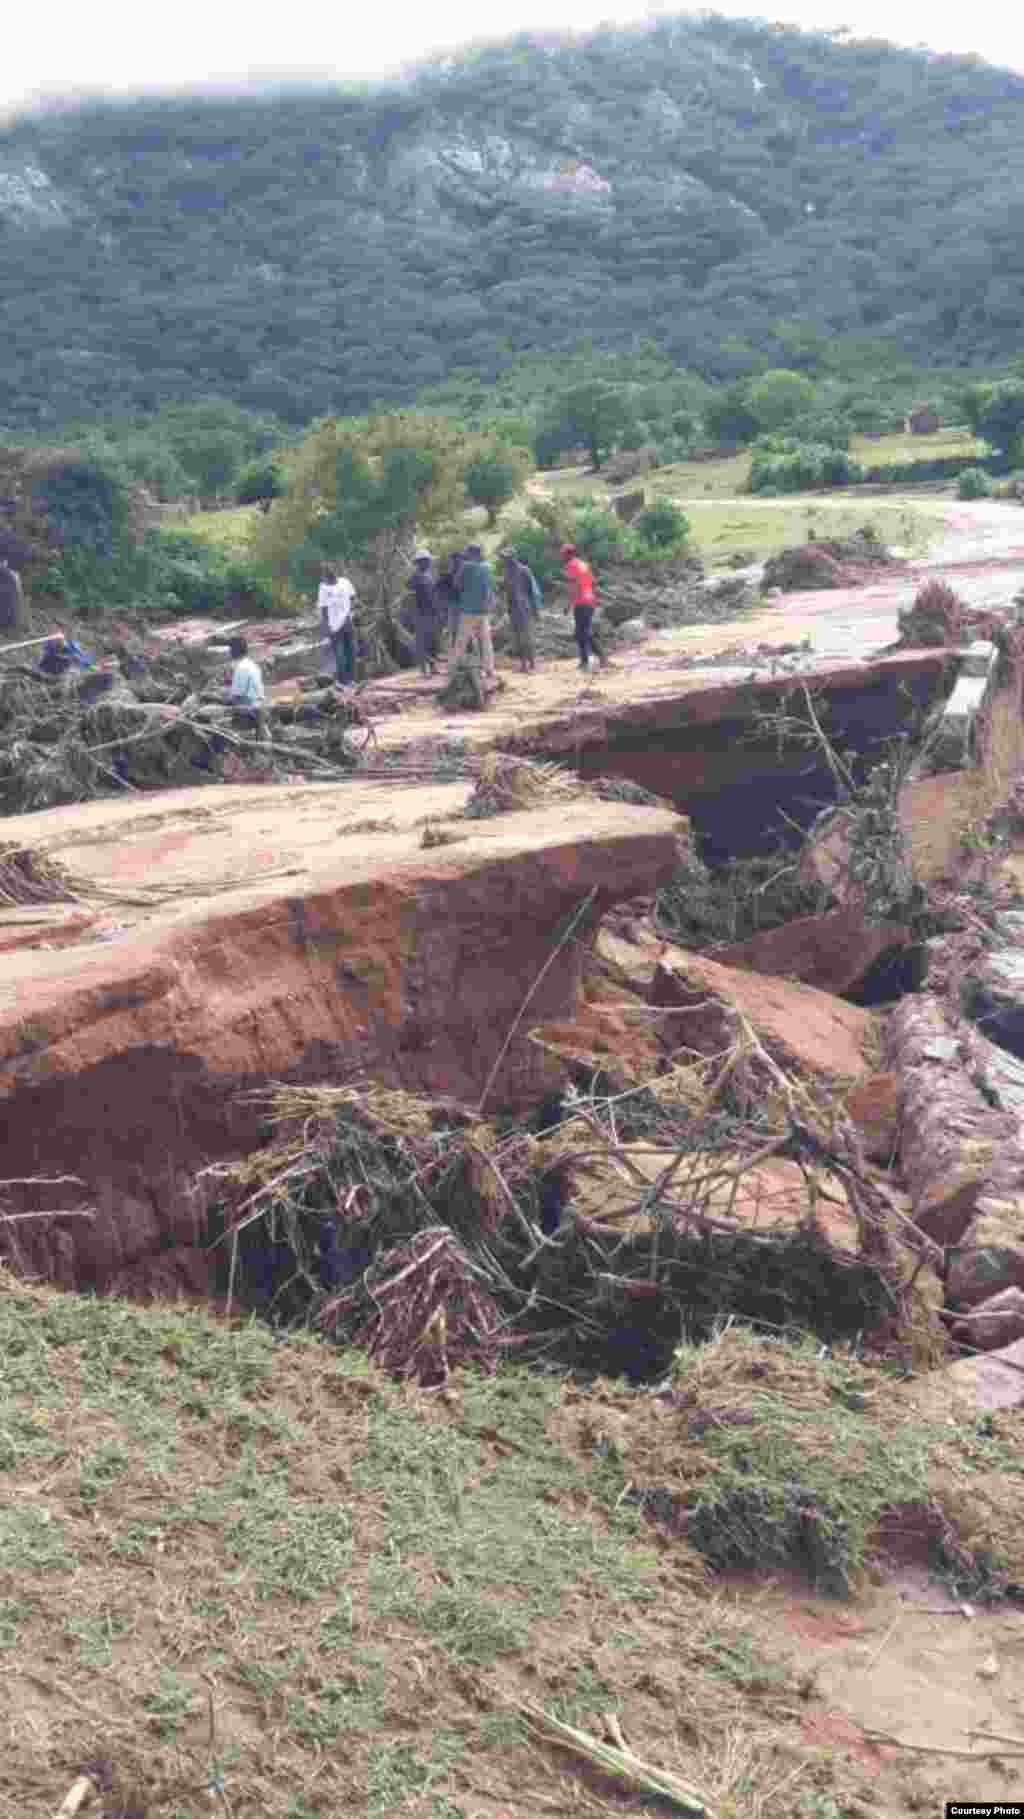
[{"left": 224, "top": 636, "right": 269, "bottom": 741}]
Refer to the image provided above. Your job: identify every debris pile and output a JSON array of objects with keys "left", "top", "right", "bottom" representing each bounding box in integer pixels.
[
  {"left": 199, "top": 994, "right": 937, "bottom": 1388},
  {"left": 761, "top": 529, "right": 896, "bottom": 595},
  {"left": 898, "top": 578, "right": 965, "bottom": 646},
  {"left": 0, "top": 669, "right": 375, "bottom": 814}
]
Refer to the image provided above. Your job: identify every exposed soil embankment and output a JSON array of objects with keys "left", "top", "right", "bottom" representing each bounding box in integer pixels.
[
  {"left": 0, "top": 785, "right": 681, "bottom": 1291},
  {"left": 539, "top": 652, "right": 952, "bottom": 856}
]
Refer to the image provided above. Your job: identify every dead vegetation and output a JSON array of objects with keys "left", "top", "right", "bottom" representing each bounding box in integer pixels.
[
  {"left": 0, "top": 669, "right": 376, "bottom": 814},
  {"left": 196, "top": 1015, "right": 942, "bottom": 1397}
]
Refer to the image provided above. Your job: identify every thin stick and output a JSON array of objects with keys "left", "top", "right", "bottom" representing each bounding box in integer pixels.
[
  {"left": 860, "top": 1611, "right": 902, "bottom": 1673},
  {"left": 0, "top": 1209, "right": 95, "bottom": 1221},
  {"left": 0, "top": 633, "right": 56, "bottom": 657},
  {"left": 0, "top": 1175, "right": 85, "bottom": 1186},
  {"left": 477, "top": 887, "right": 598, "bottom": 1114},
  {"left": 52, "top": 1776, "right": 96, "bottom": 1819},
  {"left": 968, "top": 1728, "right": 1024, "bottom": 1749},
  {"left": 863, "top": 1730, "right": 1024, "bottom": 1759}
]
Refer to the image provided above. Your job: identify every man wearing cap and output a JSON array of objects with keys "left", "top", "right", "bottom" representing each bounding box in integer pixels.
[
  {"left": 407, "top": 549, "right": 440, "bottom": 677},
  {"left": 450, "top": 543, "right": 497, "bottom": 685},
  {"left": 560, "top": 543, "right": 609, "bottom": 673}
]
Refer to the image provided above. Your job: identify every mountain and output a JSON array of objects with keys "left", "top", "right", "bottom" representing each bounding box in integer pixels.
[{"left": 2, "top": 14, "right": 1024, "bottom": 428}]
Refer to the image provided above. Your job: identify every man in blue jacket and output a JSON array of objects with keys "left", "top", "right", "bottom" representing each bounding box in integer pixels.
[{"left": 449, "top": 544, "right": 497, "bottom": 685}]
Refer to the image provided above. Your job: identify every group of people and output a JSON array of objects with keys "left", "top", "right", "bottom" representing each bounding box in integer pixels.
[
  {"left": 12, "top": 538, "right": 608, "bottom": 735},
  {"left": 316, "top": 540, "right": 609, "bottom": 688}
]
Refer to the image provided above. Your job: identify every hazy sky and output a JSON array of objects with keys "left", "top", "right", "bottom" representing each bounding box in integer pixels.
[{"left": 3, "top": 0, "right": 1023, "bottom": 117}]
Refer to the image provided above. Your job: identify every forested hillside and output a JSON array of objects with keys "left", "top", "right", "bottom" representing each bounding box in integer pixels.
[{"left": 2, "top": 13, "right": 1023, "bottom": 428}]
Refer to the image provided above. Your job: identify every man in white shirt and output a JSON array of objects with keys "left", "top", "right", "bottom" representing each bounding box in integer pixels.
[{"left": 317, "top": 565, "right": 357, "bottom": 685}]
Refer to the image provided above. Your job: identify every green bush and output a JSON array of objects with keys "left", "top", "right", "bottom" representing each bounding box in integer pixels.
[
  {"left": 236, "top": 459, "right": 283, "bottom": 512},
  {"left": 569, "top": 502, "right": 630, "bottom": 565},
  {"left": 635, "top": 496, "right": 689, "bottom": 550},
  {"left": 781, "top": 414, "right": 851, "bottom": 451},
  {"left": 749, "top": 441, "right": 863, "bottom": 494},
  {"left": 957, "top": 465, "right": 993, "bottom": 500},
  {"left": 863, "top": 454, "right": 987, "bottom": 485},
  {"left": 501, "top": 523, "right": 561, "bottom": 587},
  {"left": 31, "top": 456, "right": 132, "bottom": 555},
  {"left": 40, "top": 526, "right": 273, "bottom": 622}
]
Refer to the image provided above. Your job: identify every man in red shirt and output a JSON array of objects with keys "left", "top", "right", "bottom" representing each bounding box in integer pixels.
[{"left": 561, "top": 543, "right": 609, "bottom": 672}]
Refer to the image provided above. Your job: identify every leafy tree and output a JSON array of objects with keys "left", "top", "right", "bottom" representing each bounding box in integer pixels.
[
  {"left": 30, "top": 456, "right": 131, "bottom": 556},
  {"left": 171, "top": 428, "right": 244, "bottom": 505},
  {"left": 961, "top": 381, "right": 1024, "bottom": 467},
  {"left": 747, "top": 369, "right": 817, "bottom": 432},
  {"left": 704, "top": 383, "right": 759, "bottom": 447},
  {"left": 236, "top": 459, "right": 284, "bottom": 513},
  {"left": 253, "top": 411, "right": 469, "bottom": 660},
  {"left": 462, "top": 446, "right": 526, "bottom": 525},
  {"left": 547, "top": 383, "right": 637, "bottom": 471}
]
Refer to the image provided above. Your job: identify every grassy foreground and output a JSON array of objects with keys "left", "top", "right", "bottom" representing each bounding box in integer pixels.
[{"left": 3, "top": 1276, "right": 1023, "bottom": 1817}]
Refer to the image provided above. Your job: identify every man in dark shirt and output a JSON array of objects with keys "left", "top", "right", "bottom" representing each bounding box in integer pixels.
[
  {"left": 407, "top": 550, "right": 440, "bottom": 676},
  {"left": 501, "top": 551, "right": 540, "bottom": 674}
]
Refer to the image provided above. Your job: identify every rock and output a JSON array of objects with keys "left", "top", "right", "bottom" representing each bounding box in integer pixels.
[
  {"left": 935, "top": 1340, "right": 1024, "bottom": 1414},
  {"left": 713, "top": 907, "right": 911, "bottom": 999},
  {"left": 595, "top": 923, "right": 666, "bottom": 995},
  {"left": 963, "top": 943, "right": 1024, "bottom": 1062},
  {"left": 887, "top": 995, "right": 1021, "bottom": 1247},
  {"left": 916, "top": 1167, "right": 989, "bottom": 1249},
  {"left": 951, "top": 1287, "right": 1024, "bottom": 1352},
  {"left": 946, "top": 1246, "right": 1024, "bottom": 1311},
  {"left": 0, "top": 784, "right": 681, "bottom": 1292},
  {"left": 615, "top": 617, "right": 648, "bottom": 642},
  {"left": 108, "top": 1246, "right": 215, "bottom": 1303},
  {"left": 971, "top": 1030, "right": 1024, "bottom": 1129},
  {"left": 844, "top": 1072, "right": 901, "bottom": 1165},
  {"left": 649, "top": 950, "right": 875, "bottom": 1086}
]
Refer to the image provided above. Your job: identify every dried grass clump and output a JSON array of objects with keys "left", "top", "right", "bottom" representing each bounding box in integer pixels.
[
  {"left": 898, "top": 577, "right": 965, "bottom": 647},
  {"left": 465, "top": 753, "right": 586, "bottom": 819},
  {"left": 0, "top": 843, "right": 80, "bottom": 908},
  {"left": 318, "top": 1225, "right": 513, "bottom": 1386},
  {"left": 198, "top": 1043, "right": 931, "bottom": 1389}
]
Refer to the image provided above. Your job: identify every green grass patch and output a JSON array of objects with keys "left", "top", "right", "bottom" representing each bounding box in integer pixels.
[
  {"left": 186, "top": 502, "right": 261, "bottom": 555},
  {"left": 0, "top": 1276, "right": 697, "bottom": 1818},
  {"left": 599, "top": 1326, "right": 1024, "bottom": 1600},
  {"left": 850, "top": 426, "right": 984, "bottom": 466},
  {"left": 4, "top": 1278, "right": 1015, "bottom": 1816},
  {"left": 668, "top": 499, "right": 933, "bottom": 565}
]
